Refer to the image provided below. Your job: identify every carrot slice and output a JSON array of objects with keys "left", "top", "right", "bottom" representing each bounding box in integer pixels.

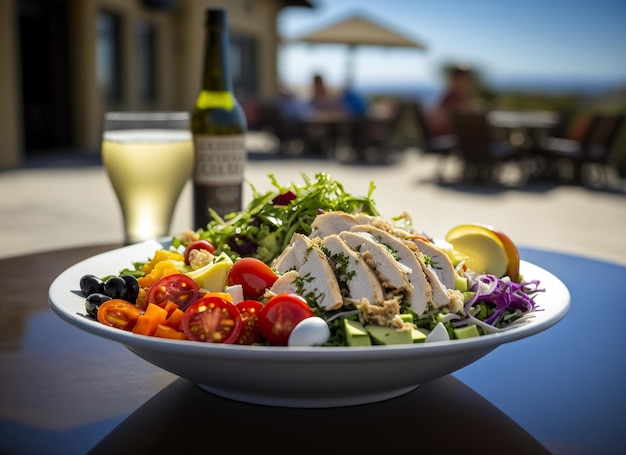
[
  {"left": 163, "top": 300, "right": 179, "bottom": 316},
  {"left": 165, "top": 308, "right": 184, "bottom": 330},
  {"left": 132, "top": 303, "right": 167, "bottom": 336},
  {"left": 153, "top": 324, "right": 187, "bottom": 340}
]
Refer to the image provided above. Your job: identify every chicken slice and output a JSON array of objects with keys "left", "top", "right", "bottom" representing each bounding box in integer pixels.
[
  {"left": 272, "top": 233, "right": 313, "bottom": 273},
  {"left": 321, "top": 234, "right": 384, "bottom": 305},
  {"left": 297, "top": 246, "right": 344, "bottom": 311},
  {"left": 309, "top": 211, "right": 361, "bottom": 239},
  {"left": 266, "top": 270, "right": 299, "bottom": 296},
  {"left": 339, "top": 231, "right": 411, "bottom": 292},
  {"left": 350, "top": 225, "right": 431, "bottom": 315},
  {"left": 410, "top": 238, "right": 457, "bottom": 290},
  {"left": 418, "top": 257, "right": 461, "bottom": 308},
  {"left": 354, "top": 213, "right": 375, "bottom": 225}
]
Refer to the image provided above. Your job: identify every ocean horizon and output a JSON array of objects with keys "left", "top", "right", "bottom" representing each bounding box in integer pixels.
[{"left": 356, "top": 76, "right": 626, "bottom": 107}]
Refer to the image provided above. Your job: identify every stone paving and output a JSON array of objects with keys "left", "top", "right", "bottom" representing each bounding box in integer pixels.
[{"left": 1, "top": 147, "right": 625, "bottom": 266}]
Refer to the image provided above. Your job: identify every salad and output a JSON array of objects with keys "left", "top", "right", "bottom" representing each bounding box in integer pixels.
[{"left": 79, "top": 173, "right": 543, "bottom": 347}]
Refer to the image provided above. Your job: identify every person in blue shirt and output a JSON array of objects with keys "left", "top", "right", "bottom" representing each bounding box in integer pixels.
[
  {"left": 277, "top": 85, "right": 311, "bottom": 120},
  {"left": 341, "top": 86, "right": 367, "bottom": 116}
]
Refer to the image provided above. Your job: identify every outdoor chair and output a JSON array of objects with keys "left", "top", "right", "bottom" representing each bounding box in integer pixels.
[
  {"left": 255, "top": 101, "right": 309, "bottom": 156},
  {"left": 411, "top": 101, "right": 457, "bottom": 177},
  {"left": 539, "top": 112, "right": 624, "bottom": 185},
  {"left": 451, "top": 110, "right": 525, "bottom": 183},
  {"left": 345, "top": 101, "right": 409, "bottom": 163},
  {"left": 549, "top": 109, "right": 575, "bottom": 139}
]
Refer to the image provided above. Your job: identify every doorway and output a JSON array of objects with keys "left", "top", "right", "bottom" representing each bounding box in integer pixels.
[{"left": 18, "top": 0, "right": 72, "bottom": 153}]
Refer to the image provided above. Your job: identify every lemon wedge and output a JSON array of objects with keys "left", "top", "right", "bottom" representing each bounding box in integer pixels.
[
  {"left": 186, "top": 253, "right": 233, "bottom": 292},
  {"left": 445, "top": 224, "right": 509, "bottom": 277},
  {"left": 487, "top": 226, "right": 521, "bottom": 282}
]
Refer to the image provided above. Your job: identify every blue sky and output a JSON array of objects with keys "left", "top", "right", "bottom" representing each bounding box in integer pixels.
[{"left": 277, "top": 0, "right": 626, "bottom": 90}]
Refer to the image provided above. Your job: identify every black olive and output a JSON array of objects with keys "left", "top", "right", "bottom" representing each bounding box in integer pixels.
[
  {"left": 121, "top": 274, "right": 140, "bottom": 304},
  {"left": 85, "top": 293, "right": 112, "bottom": 318},
  {"left": 80, "top": 274, "right": 105, "bottom": 297},
  {"left": 103, "top": 276, "right": 127, "bottom": 300}
]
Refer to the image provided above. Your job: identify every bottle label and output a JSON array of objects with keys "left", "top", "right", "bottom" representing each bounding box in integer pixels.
[{"left": 193, "top": 135, "right": 246, "bottom": 185}]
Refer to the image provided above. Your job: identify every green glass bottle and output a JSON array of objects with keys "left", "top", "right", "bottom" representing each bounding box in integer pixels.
[{"left": 191, "top": 8, "right": 247, "bottom": 228}]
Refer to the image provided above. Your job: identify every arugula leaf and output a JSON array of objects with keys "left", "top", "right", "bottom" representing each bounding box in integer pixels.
[{"left": 192, "top": 172, "right": 379, "bottom": 264}]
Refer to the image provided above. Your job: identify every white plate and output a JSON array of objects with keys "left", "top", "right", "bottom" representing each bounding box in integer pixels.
[{"left": 49, "top": 239, "right": 570, "bottom": 408}]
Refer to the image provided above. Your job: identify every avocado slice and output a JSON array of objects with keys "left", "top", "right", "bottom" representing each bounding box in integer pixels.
[
  {"left": 365, "top": 324, "right": 412, "bottom": 345},
  {"left": 455, "top": 275, "right": 468, "bottom": 291},
  {"left": 453, "top": 324, "right": 481, "bottom": 339},
  {"left": 411, "top": 327, "right": 428, "bottom": 343},
  {"left": 343, "top": 319, "right": 371, "bottom": 346}
]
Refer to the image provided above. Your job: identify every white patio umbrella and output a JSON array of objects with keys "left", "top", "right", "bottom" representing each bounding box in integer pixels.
[{"left": 290, "top": 13, "right": 427, "bottom": 85}]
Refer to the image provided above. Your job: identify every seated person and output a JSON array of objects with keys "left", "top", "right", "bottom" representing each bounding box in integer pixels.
[
  {"left": 340, "top": 86, "right": 367, "bottom": 117},
  {"left": 309, "top": 74, "right": 343, "bottom": 113},
  {"left": 430, "top": 65, "right": 484, "bottom": 136},
  {"left": 276, "top": 85, "right": 311, "bottom": 121}
]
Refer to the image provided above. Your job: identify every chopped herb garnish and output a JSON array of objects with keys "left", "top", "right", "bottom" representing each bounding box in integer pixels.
[{"left": 186, "top": 173, "right": 379, "bottom": 263}]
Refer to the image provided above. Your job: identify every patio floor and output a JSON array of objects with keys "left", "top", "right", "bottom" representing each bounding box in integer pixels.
[{"left": 1, "top": 147, "right": 625, "bottom": 266}]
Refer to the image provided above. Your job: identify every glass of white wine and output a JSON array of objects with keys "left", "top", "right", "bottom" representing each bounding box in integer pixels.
[{"left": 102, "top": 111, "right": 194, "bottom": 244}]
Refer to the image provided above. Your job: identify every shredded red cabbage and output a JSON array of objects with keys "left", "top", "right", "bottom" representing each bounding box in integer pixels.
[{"left": 464, "top": 274, "right": 544, "bottom": 327}]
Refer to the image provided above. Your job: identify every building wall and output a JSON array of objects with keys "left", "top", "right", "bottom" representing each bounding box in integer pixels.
[
  {"left": 68, "top": 0, "right": 185, "bottom": 153},
  {"left": 0, "top": 0, "right": 22, "bottom": 169},
  {"left": 177, "top": 0, "right": 282, "bottom": 111},
  {"left": 68, "top": 0, "right": 99, "bottom": 155},
  {"left": 0, "top": 0, "right": 290, "bottom": 169}
]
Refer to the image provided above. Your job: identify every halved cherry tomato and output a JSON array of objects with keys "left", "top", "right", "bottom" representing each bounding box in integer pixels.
[
  {"left": 184, "top": 240, "right": 216, "bottom": 265},
  {"left": 235, "top": 300, "right": 264, "bottom": 345},
  {"left": 144, "top": 273, "right": 199, "bottom": 311},
  {"left": 182, "top": 294, "right": 242, "bottom": 343},
  {"left": 97, "top": 299, "right": 142, "bottom": 331},
  {"left": 258, "top": 293, "right": 313, "bottom": 346},
  {"left": 227, "top": 257, "right": 278, "bottom": 300}
]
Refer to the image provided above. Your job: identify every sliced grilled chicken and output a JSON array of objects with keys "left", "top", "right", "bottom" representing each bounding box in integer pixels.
[
  {"left": 410, "top": 238, "right": 456, "bottom": 289},
  {"left": 267, "top": 270, "right": 299, "bottom": 296},
  {"left": 339, "top": 231, "right": 411, "bottom": 292},
  {"left": 309, "top": 211, "right": 361, "bottom": 239},
  {"left": 272, "top": 233, "right": 313, "bottom": 273},
  {"left": 354, "top": 213, "right": 375, "bottom": 225},
  {"left": 422, "top": 262, "right": 463, "bottom": 308},
  {"left": 349, "top": 225, "right": 431, "bottom": 315},
  {"left": 419, "top": 258, "right": 457, "bottom": 308},
  {"left": 321, "top": 234, "right": 384, "bottom": 305},
  {"left": 297, "top": 246, "right": 344, "bottom": 311}
]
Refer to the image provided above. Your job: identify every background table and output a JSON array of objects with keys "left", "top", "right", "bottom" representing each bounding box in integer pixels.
[
  {"left": 488, "top": 110, "right": 560, "bottom": 130},
  {"left": 0, "top": 244, "right": 624, "bottom": 454},
  {"left": 488, "top": 110, "right": 560, "bottom": 149}
]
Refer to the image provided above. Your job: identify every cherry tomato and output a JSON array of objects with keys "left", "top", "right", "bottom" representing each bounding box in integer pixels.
[
  {"left": 182, "top": 294, "right": 242, "bottom": 343},
  {"left": 235, "top": 300, "right": 264, "bottom": 345},
  {"left": 97, "top": 299, "right": 142, "bottom": 331},
  {"left": 227, "top": 257, "right": 278, "bottom": 300},
  {"left": 258, "top": 293, "right": 314, "bottom": 346},
  {"left": 184, "top": 240, "right": 216, "bottom": 265},
  {"left": 144, "top": 273, "right": 199, "bottom": 311}
]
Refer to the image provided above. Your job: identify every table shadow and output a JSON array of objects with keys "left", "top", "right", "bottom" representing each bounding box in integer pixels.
[{"left": 88, "top": 375, "right": 549, "bottom": 454}]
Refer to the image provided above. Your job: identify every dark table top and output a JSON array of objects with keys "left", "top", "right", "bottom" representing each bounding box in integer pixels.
[
  {"left": 488, "top": 110, "right": 561, "bottom": 130},
  {"left": 0, "top": 244, "right": 624, "bottom": 454}
]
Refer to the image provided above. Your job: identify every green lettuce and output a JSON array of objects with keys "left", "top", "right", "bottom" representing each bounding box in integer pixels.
[{"left": 192, "top": 172, "right": 379, "bottom": 264}]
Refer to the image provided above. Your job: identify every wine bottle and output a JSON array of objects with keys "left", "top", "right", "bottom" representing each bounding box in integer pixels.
[{"left": 191, "top": 7, "right": 247, "bottom": 229}]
